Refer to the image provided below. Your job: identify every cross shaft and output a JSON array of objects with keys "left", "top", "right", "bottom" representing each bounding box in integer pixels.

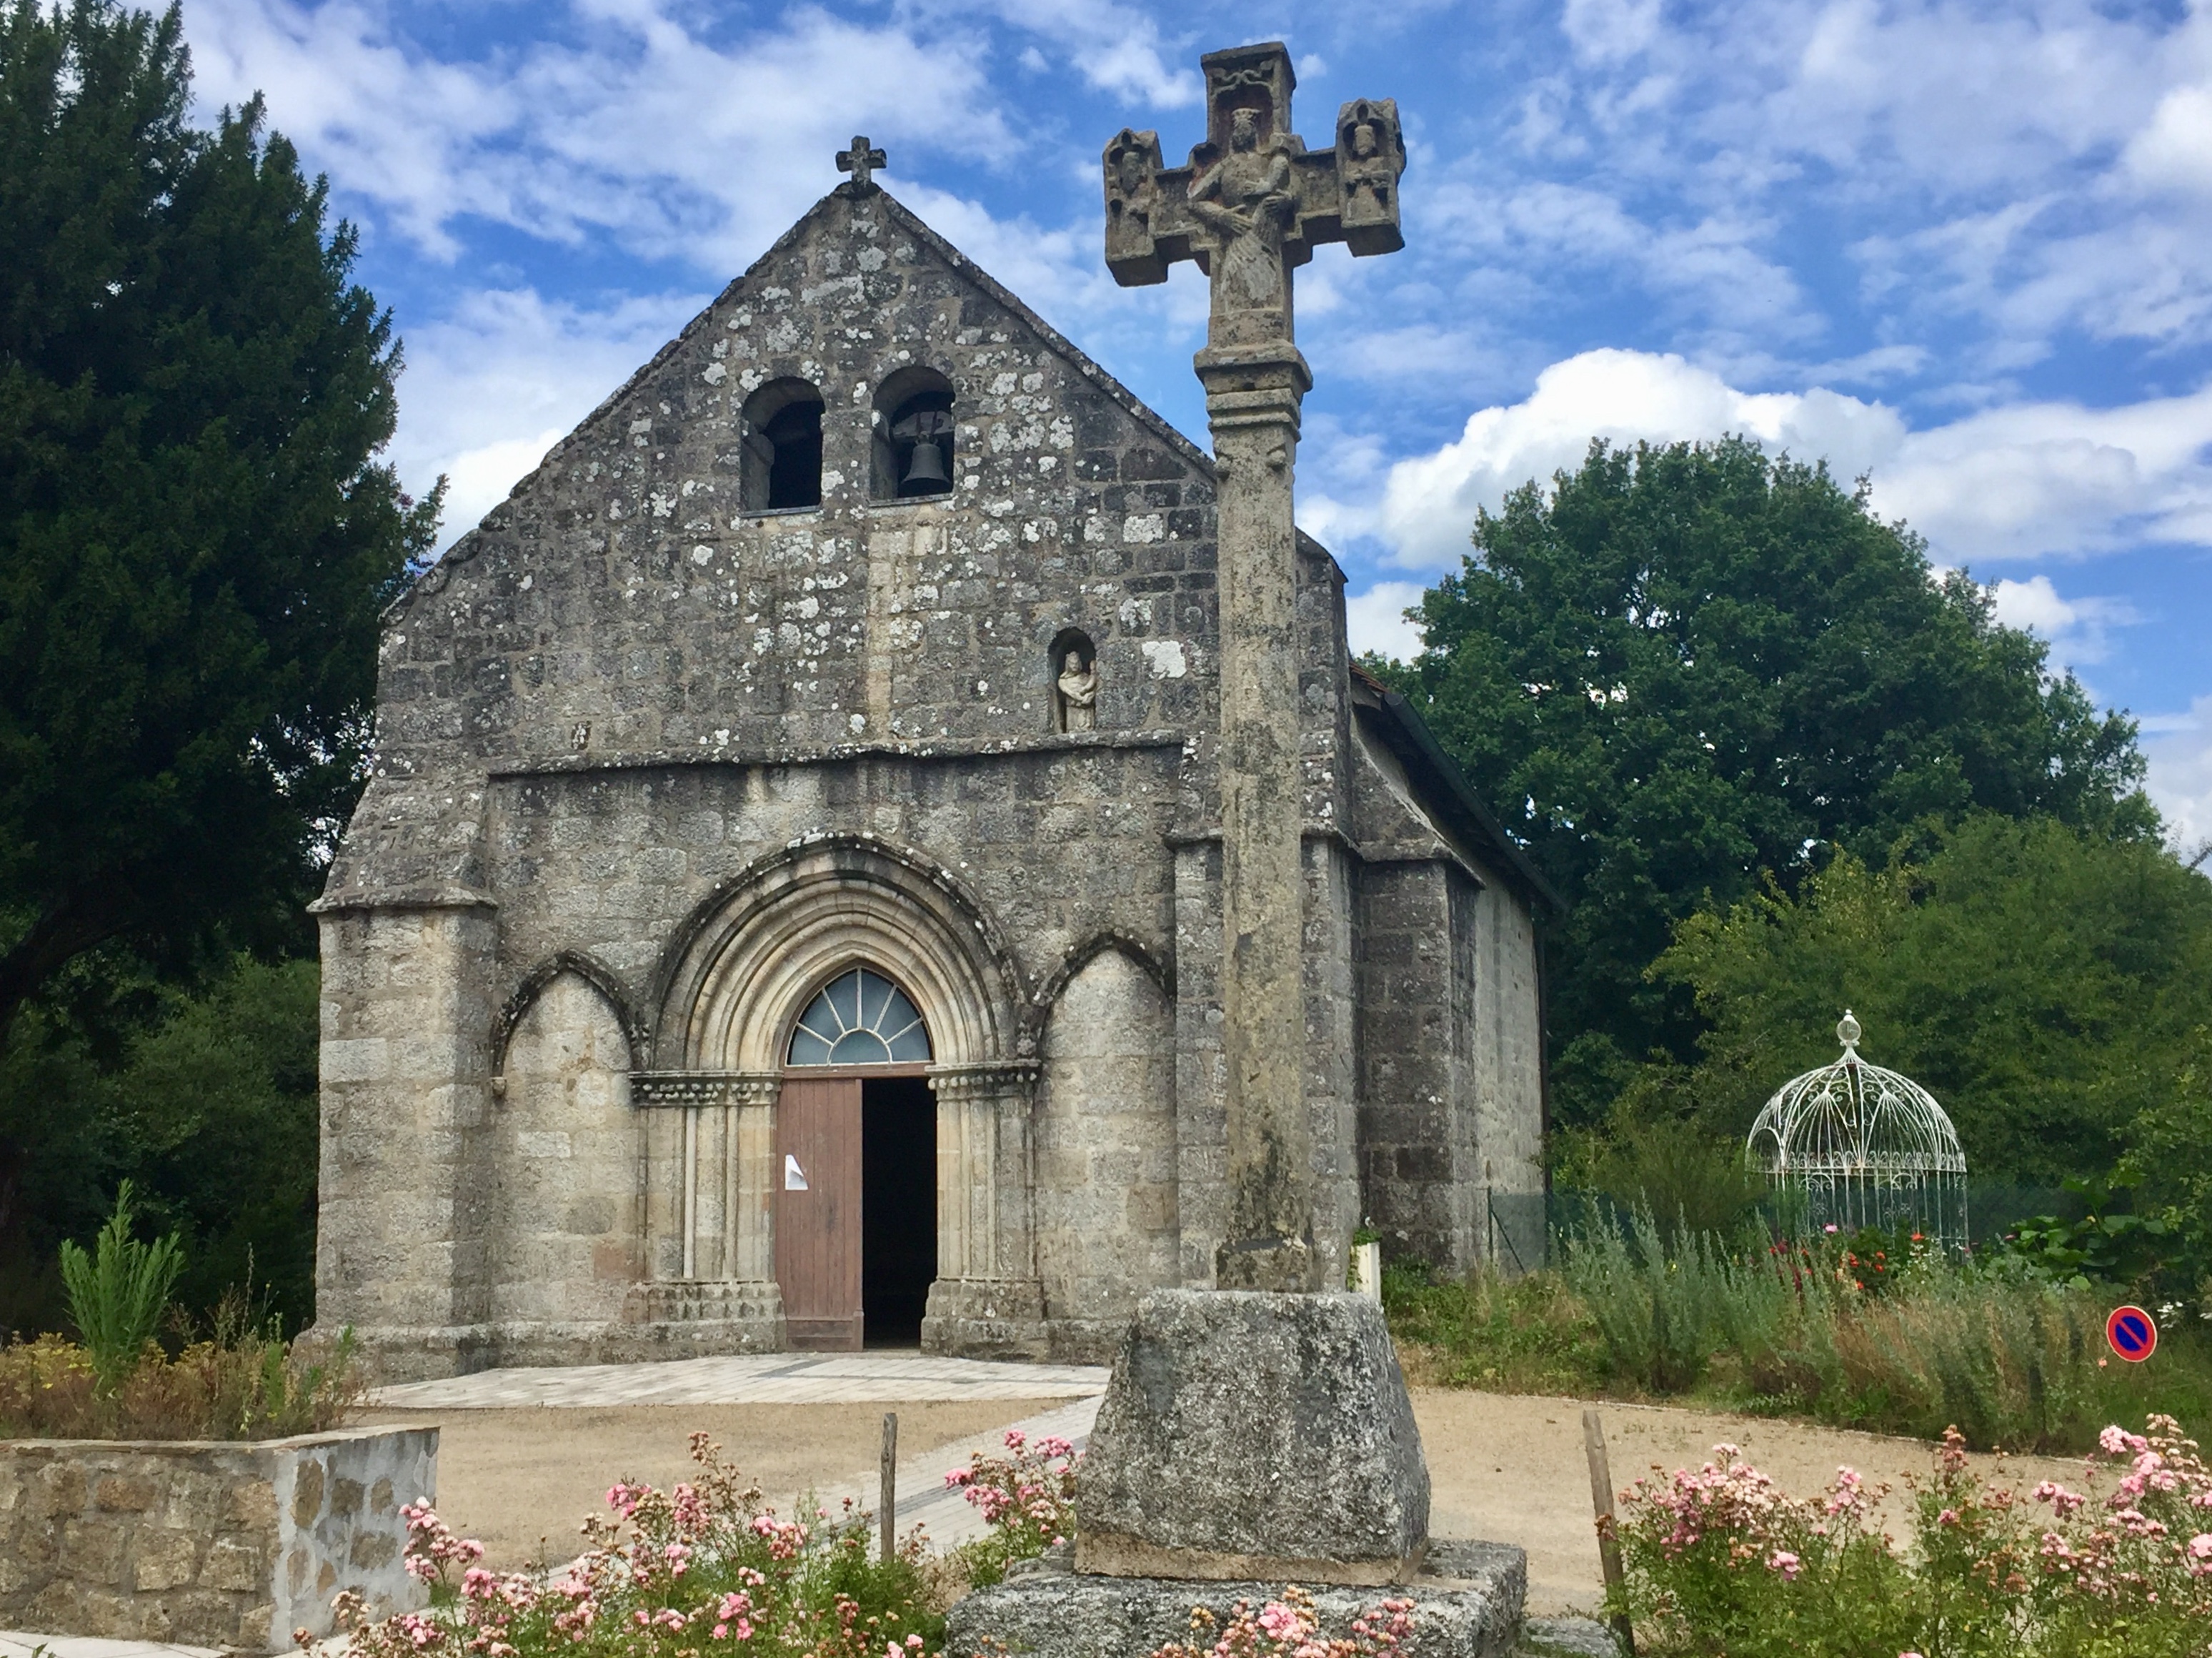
[{"left": 1101, "top": 44, "right": 1405, "bottom": 1293}]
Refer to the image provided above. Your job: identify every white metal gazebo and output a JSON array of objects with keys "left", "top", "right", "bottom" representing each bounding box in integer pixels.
[{"left": 1746, "top": 1011, "right": 1968, "bottom": 1247}]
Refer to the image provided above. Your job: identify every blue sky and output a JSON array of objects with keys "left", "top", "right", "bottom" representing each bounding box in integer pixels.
[{"left": 176, "top": 0, "right": 2212, "bottom": 840}]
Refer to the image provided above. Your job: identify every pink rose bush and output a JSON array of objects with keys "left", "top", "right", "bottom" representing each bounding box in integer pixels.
[
  {"left": 1611, "top": 1414, "right": 2212, "bottom": 1657},
  {"left": 1147, "top": 1587, "right": 1415, "bottom": 1658},
  {"left": 941, "top": 1429, "right": 1078, "bottom": 1589},
  {"left": 304, "top": 1433, "right": 942, "bottom": 1658}
]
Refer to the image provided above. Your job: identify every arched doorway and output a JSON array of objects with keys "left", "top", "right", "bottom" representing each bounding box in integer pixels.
[{"left": 777, "top": 967, "right": 938, "bottom": 1349}]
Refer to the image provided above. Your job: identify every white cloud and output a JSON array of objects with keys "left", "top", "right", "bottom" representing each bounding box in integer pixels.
[
  {"left": 1373, "top": 349, "right": 1904, "bottom": 568},
  {"left": 1869, "top": 389, "right": 2212, "bottom": 560},
  {"left": 2126, "top": 85, "right": 2212, "bottom": 195},
  {"left": 1344, "top": 582, "right": 1428, "bottom": 662},
  {"left": 2142, "top": 695, "right": 2212, "bottom": 848},
  {"left": 1986, "top": 576, "right": 2138, "bottom": 666},
  {"left": 1368, "top": 347, "right": 2212, "bottom": 574},
  {"left": 389, "top": 287, "right": 708, "bottom": 547},
  {"left": 964, "top": 0, "right": 1200, "bottom": 106},
  {"left": 185, "top": 0, "right": 1015, "bottom": 269}
]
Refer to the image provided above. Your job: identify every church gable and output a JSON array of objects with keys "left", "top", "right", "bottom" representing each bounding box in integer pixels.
[{"left": 372, "top": 185, "right": 1240, "bottom": 784}]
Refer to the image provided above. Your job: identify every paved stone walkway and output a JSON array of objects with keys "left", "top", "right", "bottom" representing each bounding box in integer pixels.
[
  {"left": 0, "top": 1639, "right": 221, "bottom": 1658},
  {"left": 371, "top": 1351, "right": 1110, "bottom": 1410},
  {"left": 821, "top": 1394, "right": 1100, "bottom": 1550}
]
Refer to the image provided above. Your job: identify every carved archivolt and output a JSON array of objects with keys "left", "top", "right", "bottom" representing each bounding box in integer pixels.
[{"left": 647, "top": 835, "right": 1028, "bottom": 1074}]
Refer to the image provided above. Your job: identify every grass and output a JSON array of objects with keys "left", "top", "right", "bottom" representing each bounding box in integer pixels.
[{"left": 1386, "top": 1236, "right": 2212, "bottom": 1453}]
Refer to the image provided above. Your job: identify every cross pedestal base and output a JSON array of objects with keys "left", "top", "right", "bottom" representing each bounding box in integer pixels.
[
  {"left": 1074, "top": 1290, "right": 1433, "bottom": 1584},
  {"left": 947, "top": 1539, "right": 1528, "bottom": 1658}
]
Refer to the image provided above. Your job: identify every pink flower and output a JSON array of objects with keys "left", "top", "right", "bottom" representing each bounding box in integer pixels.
[
  {"left": 1765, "top": 1549, "right": 1801, "bottom": 1579},
  {"left": 1256, "top": 1603, "right": 1304, "bottom": 1641}
]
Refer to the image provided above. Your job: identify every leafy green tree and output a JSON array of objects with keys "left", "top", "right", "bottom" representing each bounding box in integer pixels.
[
  {"left": 1384, "top": 438, "right": 2156, "bottom": 1126},
  {"left": 0, "top": 0, "right": 438, "bottom": 1045},
  {"left": 0, "top": 954, "right": 322, "bottom": 1338},
  {"left": 1646, "top": 814, "right": 2212, "bottom": 1191}
]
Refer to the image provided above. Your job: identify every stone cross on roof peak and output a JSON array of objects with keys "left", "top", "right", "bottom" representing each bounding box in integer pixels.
[{"left": 836, "top": 135, "right": 887, "bottom": 194}]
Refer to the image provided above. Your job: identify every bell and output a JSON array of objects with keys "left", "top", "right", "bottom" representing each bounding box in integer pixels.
[{"left": 902, "top": 438, "right": 950, "bottom": 492}]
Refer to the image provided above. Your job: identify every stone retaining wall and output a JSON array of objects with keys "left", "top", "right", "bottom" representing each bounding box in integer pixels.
[{"left": 0, "top": 1424, "right": 435, "bottom": 1651}]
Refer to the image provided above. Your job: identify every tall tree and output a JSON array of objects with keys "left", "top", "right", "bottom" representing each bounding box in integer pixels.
[
  {"left": 0, "top": 0, "right": 438, "bottom": 1043},
  {"left": 1385, "top": 438, "right": 2156, "bottom": 1126}
]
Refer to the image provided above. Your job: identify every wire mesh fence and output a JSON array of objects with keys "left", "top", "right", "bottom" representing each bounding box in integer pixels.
[{"left": 1478, "top": 1183, "right": 2092, "bottom": 1276}]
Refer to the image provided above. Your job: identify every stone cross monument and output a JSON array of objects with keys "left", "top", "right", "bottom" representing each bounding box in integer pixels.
[
  {"left": 1104, "top": 44, "right": 1406, "bottom": 1292},
  {"left": 950, "top": 59, "right": 1528, "bottom": 1642},
  {"left": 1064, "top": 43, "right": 1435, "bottom": 1591}
]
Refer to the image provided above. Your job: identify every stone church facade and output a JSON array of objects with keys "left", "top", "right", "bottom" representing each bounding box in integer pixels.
[{"left": 309, "top": 175, "right": 1551, "bottom": 1380}]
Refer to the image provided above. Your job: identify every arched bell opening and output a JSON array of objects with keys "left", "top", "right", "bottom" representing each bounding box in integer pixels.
[
  {"left": 740, "top": 378, "right": 825, "bottom": 511},
  {"left": 778, "top": 965, "right": 939, "bottom": 1349},
  {"left": 871, "top": 366, "right": 957, "bottom": 500}
]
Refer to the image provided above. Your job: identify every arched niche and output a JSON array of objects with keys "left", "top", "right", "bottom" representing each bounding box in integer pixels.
[
  {"left": 488, "top": 968, "right": 642, "bottom": 1327},
  {"left": 741, "top": 378, "right": 824, "bottom": 511},
  {"left": 1035, "top": 946, "right": 1176, "bottom": 1354},
  {"left": 1047, "top": 626, "right": 1097, "bottom": 733},
  {"left": 871, "top": 366, "right": 957, "bottom": 502}
]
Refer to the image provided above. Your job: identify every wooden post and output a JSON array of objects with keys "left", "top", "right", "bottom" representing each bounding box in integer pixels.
[
  {"left": 1581, "top": 1408, "right": 1634, "bottom": 1655},
  {"left": 879, "top": 1411, "right": 899, "bottom": 1562}
]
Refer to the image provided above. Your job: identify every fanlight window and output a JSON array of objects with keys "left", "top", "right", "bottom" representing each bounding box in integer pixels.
[{"left": 787, "top": 968, "right": 932, "bottom": 1066}]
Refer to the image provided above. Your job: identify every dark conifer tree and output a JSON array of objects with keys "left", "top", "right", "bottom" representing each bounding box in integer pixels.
[{"left": 0, "top": 0, "right": 439, "bottom": 1039}]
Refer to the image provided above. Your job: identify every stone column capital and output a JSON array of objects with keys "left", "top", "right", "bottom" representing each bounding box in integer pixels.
[
  {"left": 927, "top": 1061, "right": 1042, "bottom": 1104},
  {"left": 629, "top": 1070, "right": 779, "bottom": 1108}
]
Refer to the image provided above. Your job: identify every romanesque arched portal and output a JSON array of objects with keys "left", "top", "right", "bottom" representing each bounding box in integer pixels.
[{"left": 634, "top": 836, "right": 1049, "bottom": 1355}]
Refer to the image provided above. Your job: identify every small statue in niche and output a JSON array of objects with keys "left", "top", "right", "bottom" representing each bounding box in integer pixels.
[{"left": 1056, "top": 649, "right": 1098, "bottom": 732}]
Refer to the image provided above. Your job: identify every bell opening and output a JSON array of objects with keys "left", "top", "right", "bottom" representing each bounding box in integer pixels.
[{"left": 872, "top": 368, "right": 957, "bottom": 501}]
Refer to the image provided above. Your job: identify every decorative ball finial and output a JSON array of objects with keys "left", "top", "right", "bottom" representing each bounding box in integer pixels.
[{"left": 1837, "top": 1008, "right": 1862, "bottom": 1051}]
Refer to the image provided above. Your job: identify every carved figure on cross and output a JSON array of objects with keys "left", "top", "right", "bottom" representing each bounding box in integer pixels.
[
  {"left": 1101, "top": 43, "right": 1405, "bottom": 353},
  {"left": 837, "top": 135, "right": 887, "bottom": 194}
]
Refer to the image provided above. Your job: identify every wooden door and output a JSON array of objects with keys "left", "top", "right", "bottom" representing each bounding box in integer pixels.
[{"left": 775, "top": 1076, "right": 863, "bottom": 1350}]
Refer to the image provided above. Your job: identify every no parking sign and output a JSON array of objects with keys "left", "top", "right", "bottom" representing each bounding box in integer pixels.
[{"left": 2106, "top": 1305, "right": 2158, "bottom": 1362}]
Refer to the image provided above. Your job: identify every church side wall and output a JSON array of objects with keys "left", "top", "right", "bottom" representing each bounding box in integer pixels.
[
  {"left": 1355, "top": 861, "right": 1472, "bottom": 1272},
  {"left": 1469, "top": 878, "right": 1545, "bottom": 1205}
]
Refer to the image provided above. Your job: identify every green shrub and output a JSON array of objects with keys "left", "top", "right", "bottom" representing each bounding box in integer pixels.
[
  {"left": 1381, "top": 1264, "right": 1608, "bottom": 1394},
  {"left": 1560, "top": 1206, "right": 1790, "bottom": 1394},
  {"left": 57, "top": 1181, "right": 183, "bottom": 1391},
  {"left": 1388, "top": 1228, "right": 2212, "bottom": 1452},
  {"left": 0, "top": 1296, "right": 363, "bottom": 1440}
]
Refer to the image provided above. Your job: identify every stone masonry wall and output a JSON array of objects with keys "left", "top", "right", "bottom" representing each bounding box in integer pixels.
[{"left": 0, "top": 1426, "right": 434, "bottom": 1652}]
